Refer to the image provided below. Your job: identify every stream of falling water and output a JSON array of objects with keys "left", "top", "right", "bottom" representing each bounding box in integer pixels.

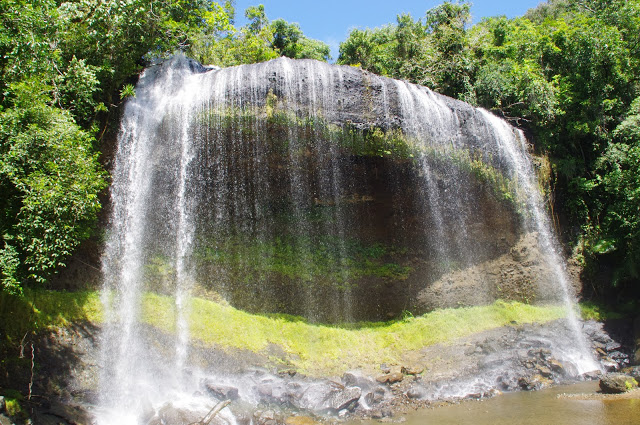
[
  {"left": 97, "top": 56, "right": 598, "bottom": 424},
  {"left": 478, "top": 109, "right": 599, "bottom": 373}
]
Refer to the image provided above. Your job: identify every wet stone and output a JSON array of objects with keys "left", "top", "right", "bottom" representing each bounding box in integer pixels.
[
  {"left": 605, "top": 341, "right": 622, "bottom": 352},
  {"left": 601, "top": 357, "right": 620, "bottom": 372},
  {"left": 406, "top": 387, "right": 426, "bottom": 399},
  {"left": 325, "top": 386, "right": 362, "bottom": 412},
  {"left": 599, "top": 373, "right": 638, "bottom": 394},
  {"left": 371, "top": 410, "right": 384, "bottom": 419},
  {"left": 581, "top": 370, "right": 603, "bottom": 381},
  {"left": 376, "top": 372, "right": 403, "bottom": 384},
  {"left": 621, "top": 366, "right": 640, "bottom": 380},
  {"left": 401, "top": 365, "right": 424, "bottom": 376},
  {"left": 254, "top": 409, "right": 282, "bottom": 425},
  {"left": 364, "top": 388, "right": 386, "bottom": 406},
  {"left": 537, "top": 365, "right": 553, "bottom": 378},
  {"left": 150, "top": 403, "right": 201, "bottom": 425},
  {"left": 284, "top": 416, "right": 318, "bottom": 425},
  {"left": 342, "top": 372, "right": 359, "bottom": 387},
  {"left": 204, "top": 381, "right": 240, "bottom": 400},
  {"left": 548, "top": 358, "right": 564, "bottom": 374},
  {"left": 518, "top": 374, "right": 551, "bottom": 391}
]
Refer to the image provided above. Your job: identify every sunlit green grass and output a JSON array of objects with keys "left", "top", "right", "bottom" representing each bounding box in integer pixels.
[
  {"left": 0, "top": 289, "right": 102, "bottom": 345},
  {"left": 143, "top": 293, "right": 568, "bottom": 375},
  {"left": 5, "top": 289, "right": 570, "bottom": 376}
]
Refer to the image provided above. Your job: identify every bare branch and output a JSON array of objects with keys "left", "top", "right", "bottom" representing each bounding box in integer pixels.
[{"left": 189, "top": 399, "right": 231, "bottom": 425}]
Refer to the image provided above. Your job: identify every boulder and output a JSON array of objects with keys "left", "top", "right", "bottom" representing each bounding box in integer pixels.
[
  {"left": 149, "top": 403, "right": 201, "bottom": 425},
  {"left": 634, "top": 316, "right": 640, "bottom": 364},
  {"left": 580, "top": 370, "right": 602, "bottom": 381},
  {"left": 548, "top": 358, "right": 565, "bottom": 374},
  {"left": 364, "top": 388, "right": 385, "bottom": 405},
  {"left": 342, "top": 372, "right": 371, "bottom": 388},
  {"left": 297, "top": 382, "right": 335, "bottom": 411},
  {"left": 599, "top": 373, "right": 638, "bottom": 394},
  {"left": 203, "top": 381, "right": 240, "bottom": 400},
  {"left": 371, "top": 408, "right": 392, "bottom": 419},
  {"left": 254, "top": 409, "right": 281, "bottom": 425},
  {"left": 342, "top": 372, "right": 359, "bottom": 387},
  {"left": 518, "top": 374, "right": 551, "bottom": 391},
  {"left": 325, "top": 386, "right": 362, "bottom": 412},
  {"left": 401, "top": 365, "right": 424, "bottom": 376},
  {"left": 285, "top": 416, "right": 319, "bottom": 425},
  {"left": 536, "top": 365, "right": 553, "bottom": 378},
  {"left": 371, "top": 410, "right": 384, "bottom": 419},
  {"left": 621, "top": 366, "right": 640, "bottom": 380},
  {"left": 601, "top": 357, "right": 620, "bottom": 372},
  {"left": 406, "top": 387, "right": 426, "bottom": 399},
  {"left": 376, "top": 372, "right": 403, "bottom": 384}
]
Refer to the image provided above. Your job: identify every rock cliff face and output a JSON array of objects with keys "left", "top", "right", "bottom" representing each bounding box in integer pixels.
[
  {"left": 47, "top": 56, "right": 566, "bottom": 323},
  {"left": 106, "top": 56, "right": 549, "bottom": 323}
]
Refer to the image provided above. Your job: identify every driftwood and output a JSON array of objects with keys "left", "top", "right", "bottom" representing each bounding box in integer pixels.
[{"left": 189, "top": 399, "right": 231, "bottom": 425}]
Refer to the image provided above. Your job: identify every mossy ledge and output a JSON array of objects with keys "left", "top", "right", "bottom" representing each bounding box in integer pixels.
[{"left": 3, "top": 290, "right": 570, "bottom": 376}]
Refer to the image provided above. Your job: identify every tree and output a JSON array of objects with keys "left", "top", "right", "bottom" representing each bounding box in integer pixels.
[
  {"left": 469, "top": 17, "right": 558, "bottom": 127},
  {"left": 424, "top": 1, "right": 473, "bottom": 97},
  {"left": 0, "top": 81, "right": 107, "bottom": 293},
  {"left": 337, "top": 26, "right": 397, "bottom": 76},
  {"left": 0, "top": 0, "right": 234, "bottom": 294},
  {"left": 270, "top": 18, "right": 330, "bottom": 61},
  {"left": 194, "top": 4, "right": 331, "bottom": 66},
  {"left": 588, "top": 97, "right": 640, "bottom": 288}
]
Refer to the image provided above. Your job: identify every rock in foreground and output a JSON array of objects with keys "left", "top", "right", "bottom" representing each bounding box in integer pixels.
[{"left": 599, "top": 373, "right": 638, "bottom": 394}]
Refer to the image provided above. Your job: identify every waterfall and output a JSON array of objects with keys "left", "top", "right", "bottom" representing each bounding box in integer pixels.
[{"left": 97, "top": 55, "right": 597, "bottom": 423}]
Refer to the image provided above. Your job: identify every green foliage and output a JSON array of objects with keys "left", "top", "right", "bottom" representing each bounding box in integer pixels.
[
  {"left": 579, "top": 301, "right": 625, "bottom": 321},
  {"left": 270, "top": 18, "right": 330, "bottom": 61},
  {"left": 0, "top": 0, "right": 238, "bottom": 295},
  {"left": 338, "top": 1, "right": 474, "bottom": 96},
  {"left": 588, "top": 97, "right": 640, "bottom": 285},
  {"left": 469, "top": 17, "right": 559, "bottom": 126},
  {"left": 120, "top": 84, "right": 137, "bottom": 100},
  {"left": 56, "top": 56, "right": 101, "bottom": 128},
  {"left": 193, "top": 4, "right": 330, "bottom": 66},
  {"left": 56, "top": 0, "right": 232, "bottom": 105},
  {"left": 0, "top": 81, "right": 108, "bottom": 290},
  {"left": 337, "top": 26, "right": 398, "bottom": 76},
  {"left": 5, "top": 397, "right": 24, "bottom": 420}
]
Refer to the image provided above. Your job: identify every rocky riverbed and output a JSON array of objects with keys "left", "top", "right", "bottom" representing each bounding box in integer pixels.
[{"left": 5, "top": 316, "right": 633, "bottom": 425}]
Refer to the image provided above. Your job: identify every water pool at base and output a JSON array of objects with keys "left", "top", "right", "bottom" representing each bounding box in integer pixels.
[{"left": 356, "top": 381, "right": 640, "bottom": 425}]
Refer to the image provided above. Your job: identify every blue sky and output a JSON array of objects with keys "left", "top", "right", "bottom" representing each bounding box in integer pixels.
[{"left": 232, "top": 0, "right": 545, "bottom": 60}]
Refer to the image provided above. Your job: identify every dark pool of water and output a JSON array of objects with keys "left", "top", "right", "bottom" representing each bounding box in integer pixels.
[{"left": 359, "top": 381, "right": 640, "bottom": 425}]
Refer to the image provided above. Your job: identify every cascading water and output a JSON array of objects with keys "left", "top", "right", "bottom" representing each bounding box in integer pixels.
[{"left": 98, "top": 55, "right": 598, "bottom": 423}]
